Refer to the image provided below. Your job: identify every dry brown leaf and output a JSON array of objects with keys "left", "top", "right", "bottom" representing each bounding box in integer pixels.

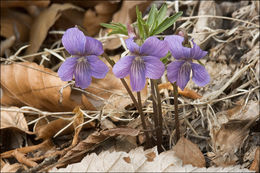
[
  {"left": 52, "top": 146, "right": 251, "bottom": 172},
  {"left": 211, "top": 120, "right": 252, "bottom": 166},
  {"left": 34, "top": 115, "right": 94, "bottom": 141},
  {"left": 0, "top": 107, "right": 29, "bottom": 133},
  {"left": 0, "top": 1, "right": 50, "bottom": 8},
  {"left": 192, "top": 1, "right": 222, "bottom": 49},
  {"left": 83, "top": 2, "right": 119, "bottom": 36},
  {"left": 209, "top": 100, "right": 259, "bottom": 167},
  {"left": 1, "top": 61, "right": 144, "bottom": 115},
  {"left": 0, "top": 9, "right": 32, "bottom": 42},
  {"left": 1, "top": 139, "right": 53, "bottom": 159},
  {"left": 173, "top": 137, "right": 206, "bottom": 168},
  {"left": 57, "top": 128, "right": 140, "bottom": 167},
  {"left": 71, "top": 106, "right": 85, "bottom": 146},
  {"left": 250, "top": 147, "right": 260, "bottom": 172},
  {"left": 0, "top": 162, "right": 23, "bottom": 173},
  {"left": 25, "top": 3, "right": 83, "bottom": 56},
  {"left": 0, "top": 35, "right": 16, "bottom": 56},
  {"left": 1, "top": 62, "right": 80, "bottom": 111},
  {"left": 12, "top": 150, "right": 38, "bottom": 167},
  {"left": 158, "top": 82, "right": 202, "bottom": 99},
  {"left": 103, "top": 1, "right": 151, "bottom": 50}
]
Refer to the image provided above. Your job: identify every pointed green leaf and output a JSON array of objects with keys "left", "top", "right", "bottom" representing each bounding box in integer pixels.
[
  {"left": 147, "top": 4, "right": 158, "bottom": 27},
  {"left": 151, "top": 11, "right": 183, "bottom": 35},
  {"left": 157, "top": 4, "right": 167, "bottom": 25}
]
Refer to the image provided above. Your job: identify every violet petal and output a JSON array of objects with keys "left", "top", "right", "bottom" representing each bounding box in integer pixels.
[
  {"left": 62, "top": 27, "right": 86, "bottom": 55},
  {"left": 191, "top": 62, "right": 210, "bottom": 86},
  {"left": 74, "top": 58, "right": 92, "bottom": 89},
  {"left": 177, "top": 61, "right": 192, "bottom": 90},
  {"left": 112, "top": 56, "right": 135, "bottom": 78},
  {"left": 130, "top": 59, "right": 146, "bottom": 91},
  {"left": 125, "top": 38, "right": 140, "bottom": 53},
  {"left": 143, "top": 56, "right": 165, "bottom": 79},
  {"left": 85, "top": 36, "right": 104, "bottom": 56},
  {"left": 58, "top": 57, "right": 78, "bottom": 81},
  {"left": 165, "top": 35, "right": 191, "bottom": 59},
  {"left": 190, "top": 40, "right": 207, "bottom": 60},
  {"left": 167, "top": 60, "right": 185, "bottom": 83},
  {"left": 87, "top": 55, "right": 109, "bottom": 79},
  {"left": 140, "top": 36, "right": 168, "bottom": 58}
]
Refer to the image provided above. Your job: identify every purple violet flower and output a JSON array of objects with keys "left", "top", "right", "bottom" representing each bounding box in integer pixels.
[
  {"left": 58, "top": 27, "right": 109, "bottom": 89},
  {"left": 165, "top": 35, "right": 210, "bottom": 90},
  {"left": 112, "top": 37, "right": 168, "bottom": 91}
]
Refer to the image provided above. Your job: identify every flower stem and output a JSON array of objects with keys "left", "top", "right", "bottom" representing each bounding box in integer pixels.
[
  {"left": 137, "top": 91, "right": 151, "bottom": 147},
  {"left": 103, "top": 53, "right": 151, "bottom": 146},
  {"left": 172, "top": 82, "right": 180, "bottom": 141},
  {"left": 102, "top": 54, "right": 139, "bottom": 109},
  {"left": 151, "top": 79, "right": 163, "bottom": 153}
]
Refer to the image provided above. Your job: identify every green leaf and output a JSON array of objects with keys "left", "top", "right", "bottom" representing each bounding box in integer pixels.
[
  {"left": 151, "top": 11, "right": 183, "bottom": 35},
  {"left": 100, "top": 22, "right": 128, "bottom": 36},
  {"left": 160, "top": 51, "right": 171, "bottom": 64},
  {"left": 100, "top": 23, "right": 119, "bottom": 29},
  {"left": 146, "top": 4, "right": 158, "bottom": 27},
  {"left": 136, "top": 6, "right": 147, "bottom": 40},
  {"left": 157, "top": 4, "right": 167, "bottom": 25}
]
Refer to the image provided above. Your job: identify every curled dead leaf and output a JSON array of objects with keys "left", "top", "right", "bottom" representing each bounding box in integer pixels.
[
  {"left": 158, "top": 82, "right": 202, "bottom": 99},
  {"left": 0, "top": 9, "right": 32, "bottom": 42},
  {"left": 250, "top": 147, "right": 260, "bottom": 172},
  {"left": 25, "top": 3, "right": 83, "bottom": 57},
  {"left": 0, "top": 107, "right": 29, "bottom": 133},
  {"left": 173, "top": 137, "right": 206, "bottom": 168},
  {"left": 83, "top": 2, "right": 119, "bottom": 36}
]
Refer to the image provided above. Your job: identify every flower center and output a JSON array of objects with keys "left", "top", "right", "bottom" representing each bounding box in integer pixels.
[
  {"left": 77, "top": 57, "right": 87, "bottom": 64},
  {"left": 134, "top": 56, "right": 143, "bottom": 62},
  {"left": 131, "top": 56, "right": 145, "bottom": 74}
]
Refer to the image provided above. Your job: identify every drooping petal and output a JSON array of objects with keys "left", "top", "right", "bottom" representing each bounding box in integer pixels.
[
  {"left": 112, "top": 56, "right": 135, "bottom": 78},
  {"left": 140, "top": 36, "right": 168, "bottom": 58},
  {"left": 74, "top": 58, "right": 92, "bottom": 89},
  {"left": 130, "top": 59, "right": 146, "bottom": 91},
  {"left": 143, "top": 56, "right": 165, "bottom": 79},
  {"left": 62, "top": 27, "right": 86, "bottom": 55},
  {"left": 167, "top": 60, "right": 185, "bottom": 83},
  {"left": 125, "top": 38, "right": 140, "bottom": 53},
  {"left": 87, "top": 55, "right": 109, "bottom": 79},
  {"left": 58, "top": 57, "right": 78, "bottom": 81},
  {"left": 177, "top": 62, "right": 192, "bottom": 90},
  {"left": 165, "top": 35, "right": 191, "bottom": 59},
  {"left": 191, "top": 62, "right": 210, "bottom": 86},
  {"left": 190, "top": 40, "right": 207, "bottom": 60},
  {"left": 85, "top": 36, "right": 104, "bottom": 56}
]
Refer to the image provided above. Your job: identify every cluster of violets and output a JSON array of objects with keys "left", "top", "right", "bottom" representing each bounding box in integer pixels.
[{"left": 58, "top": 27, "right": 210, "bottom": 91}]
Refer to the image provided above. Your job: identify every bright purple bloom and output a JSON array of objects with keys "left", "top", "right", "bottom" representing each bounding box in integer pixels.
[
  {"left": 112, "top": 37, "right": 168, "bottom": 91},
  {"left": 165, "top": 35, "right": 210, "bottom": 90},
  {"left": 58, "top": 27, "right": 109, "bottom": 89}
]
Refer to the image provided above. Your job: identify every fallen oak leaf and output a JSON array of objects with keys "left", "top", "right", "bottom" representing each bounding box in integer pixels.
[{"left": 158, "top": 82, "right": 202, "bottom": 99}]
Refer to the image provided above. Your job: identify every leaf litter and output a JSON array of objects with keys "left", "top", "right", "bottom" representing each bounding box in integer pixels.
[{"left": 0, "top": 0, "right": 259, "bottom": 172}]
